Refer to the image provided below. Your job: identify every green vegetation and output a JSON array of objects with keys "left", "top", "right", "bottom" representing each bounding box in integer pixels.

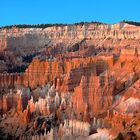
[
  {"left": 0, "top": 23, "right": 66, "bottom": 29},
  {"left": 122, "top": 20, "right": 140, "bottom": 26},
  {"left": 0, "top": 20, "right": 140, "bottom": 30},
  {"left": 127, "top": 132, "right": 137, "bottom": 140},
  {"left": 122, "top": 119, "right": 126, "bottom": 129},
  {"left": 8, "top": 65, "right": 27, "bottom": 73},
  {"left": 0, "top": 21, "right": 105, "bottom": 29},
  {"left": 74, "top": 21, "right": 105, "bottom": 25},
  {"left": 114, "top": 132, "right": 124, "bottom": 140},
  {"left": 22, "top": 54, "right": 36, "bottom": 63}
]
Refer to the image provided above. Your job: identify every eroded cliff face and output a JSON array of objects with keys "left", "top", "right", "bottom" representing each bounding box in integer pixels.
[
  {"left": 0, "top": 22, "right": 140, "bottom": 74},
  {"left": 1, "top": 22, "right": 140, "bottom": 139},
  {"left": 0, "top": 22, "right": 140, "bottom": 52},
  {"left": 1, "top": 51, "right": 140, "bottom": 138}
]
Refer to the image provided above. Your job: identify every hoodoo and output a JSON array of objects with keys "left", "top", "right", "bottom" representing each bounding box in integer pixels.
[{"left": 0, "top": 21, "right": 140, "bottom": 139}]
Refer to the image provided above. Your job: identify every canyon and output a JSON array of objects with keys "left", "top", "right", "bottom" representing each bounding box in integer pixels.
[{"left": 0, "top": 21, "right": 140, "bottom": 140}]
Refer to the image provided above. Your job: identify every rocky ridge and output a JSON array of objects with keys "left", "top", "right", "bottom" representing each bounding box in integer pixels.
[{"left": 0, "top": 21, "right": 140, "bottom": 139}]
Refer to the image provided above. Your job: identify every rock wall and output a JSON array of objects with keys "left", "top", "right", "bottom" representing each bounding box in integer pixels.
[
  {"left": 0, "top": 35, "right": 7, "bottom": 51},
  {"left": 0, "top": 56, "right": 113, "bottom": 90},
  {"left": 0, "top": 73, "right": 24, "bottom": 89},
  {"left": 1, "top": 22, "right": 140, "bottom": 139},
  {"left": 0, "top": 22, "right": 140, "bottom": 51}
]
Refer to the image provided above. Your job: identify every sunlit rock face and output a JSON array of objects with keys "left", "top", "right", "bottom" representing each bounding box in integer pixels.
[
  {"left": 1, "top": 22, "right": 140, "bottom": 139},
  {"left": 0, "top": 53, "right": 140, "bottom": 139},
  {"left": 1, "top": 21, "right": 140, "bottom": 73},
  {"left": 0, "top": 22, "right": 140, "bottom": 61},
  {"left": 0, "top": 22, "right": 140, "bottom": 51}
]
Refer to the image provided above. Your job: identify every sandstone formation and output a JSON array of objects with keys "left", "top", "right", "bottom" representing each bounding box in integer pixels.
[
  {"left": 0, "top": 22, "right": 140, "bottom": 51},
  {"left": 0, "top": 21, "right": 140, "bottom": 139}
]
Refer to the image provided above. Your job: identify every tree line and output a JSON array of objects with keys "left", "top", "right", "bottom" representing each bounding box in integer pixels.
[
  {"left": 0, "top": 21, "right": 105, "bottom": 29},
  {"left": 1, "top": 20, "right": 139, "bottom": 29},
  {"left": 122, "top": 20, "right": 140, "bottom": 26}
]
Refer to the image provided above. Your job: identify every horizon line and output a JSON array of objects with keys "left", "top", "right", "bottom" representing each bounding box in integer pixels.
[{"left": 0, "top": 20, "right": 140, "bottom": 28}]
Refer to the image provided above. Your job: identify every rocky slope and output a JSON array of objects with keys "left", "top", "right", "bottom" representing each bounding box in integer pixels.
[
  {"left": 0, "top": 21, "right": 140, "bottom": 73},
  {"left": 0, "top": 21, "right": 140, "bottom": 139},
  {"left": 0, "top": 22, "right": 140, "bottom": 54}
]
